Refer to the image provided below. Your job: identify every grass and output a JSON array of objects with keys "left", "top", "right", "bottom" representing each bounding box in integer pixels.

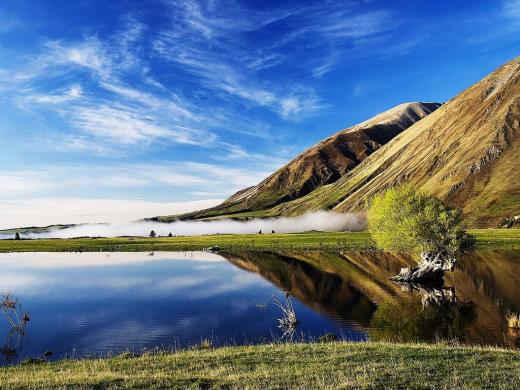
[
  {"left": 0, "top": 229, "right": 518, "bottom": 253},
  {"left": 2, "top": 341, "right": 520, "bottom": 389},
  {"left": 0, "top": 232, "right": 374, "bottom": 253}
]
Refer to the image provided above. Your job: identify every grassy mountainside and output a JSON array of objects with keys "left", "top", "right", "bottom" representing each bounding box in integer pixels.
[
  {"left": 268, "top": 56, "right": 520, "bottom": 226},
  {"left": 155, "top": 102, "right": 439, "bottom": 221}
]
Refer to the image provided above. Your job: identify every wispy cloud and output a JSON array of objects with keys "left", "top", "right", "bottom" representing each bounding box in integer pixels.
[
  {"left": 152, "top": 0, "right": 399, "bottom": 118},
  {"left": 25, "top": 84, "right": 83, "bottom": 104},
  {"left": 0, "top": 162, "right": 278, "bottom": 200},
  {"left": 0, "top": 0, "right": 407, "bottom": 159},
  {"left": 0, "top": 13, "right": 293, "bottom": 154},
  {"left": 69, "top": 104, "right": 212, "bottom": 146},
  {"left": 1, "top": 27, "right": 218, "bottom": 150}
]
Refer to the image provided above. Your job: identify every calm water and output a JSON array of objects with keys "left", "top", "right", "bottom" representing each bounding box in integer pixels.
[{"left": 0, "top": 250, "right": 519, "bottom": 365}]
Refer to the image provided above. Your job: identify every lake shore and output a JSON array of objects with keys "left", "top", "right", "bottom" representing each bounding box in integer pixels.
[
  {"left": 0, "top": 229, "right": 519, "bottom": 252},
  {"left": 2, "top": 341, "right": 520, "bottom": 389}
]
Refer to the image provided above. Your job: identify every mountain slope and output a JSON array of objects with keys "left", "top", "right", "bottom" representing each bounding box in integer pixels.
[
  {"left": 272, "top": 56, "right": 520, "bottom": 226},
  {"left": 158, "top": 102, "right": 439, "bottom": 221}
]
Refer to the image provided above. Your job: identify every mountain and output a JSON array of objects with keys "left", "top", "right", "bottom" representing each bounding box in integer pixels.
[
  {"left": 155, "top": 102, "right": 440, "bottom": 221},
  {"left": 157, "top": 56, "right": 519, "bottom": 227},
  {"left": 270, "top": 56, "right": 520, "bottom": 226}
]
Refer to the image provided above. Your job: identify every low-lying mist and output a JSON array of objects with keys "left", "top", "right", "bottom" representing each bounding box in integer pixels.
[{"left": 18, "top": 211, "right": 366, "bottom": 239}]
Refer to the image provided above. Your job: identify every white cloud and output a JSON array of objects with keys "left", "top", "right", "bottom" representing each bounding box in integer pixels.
[
  {"left": 0, "top": 163, "right": 276, "bottom": 201},
  {"left": 26, "top": 84, "right": 83, "bottom": 104},
  {"left": 247, "top": 53, "right": 284, "bottom": 71},
  {"left": 0, "top": 21, "right": 218, "bottom": 151},
  {"left": 312, "top": 10, "right": 396, "bottom": 39},
  {"left": 153, "top": 1, "right": 329, "bottom": 118},
  {"left": 279, "top": 88, "right": 326, "bottom": 119},
  {"left": 56, "top": 135, "right": 116, "bottom": 156},
  {"left": 39, "top": 38, "right": 111, "bottom": 78},
  {"left": 70, "top": 103, "right": 212, "bottom": 146},
  {"left": 0, "top": 173, "right": 58, "bottom": 196}
]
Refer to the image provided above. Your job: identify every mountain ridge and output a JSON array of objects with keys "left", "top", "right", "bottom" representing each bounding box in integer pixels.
[
  {"left": 156, "top": 56, "right": 520, "bottom": 227},
  {"left": 269, "top": 56, "right": 520, "bottom": 226},
  {"left": 156, "top": 102, "right": 440, "bottom": 221}
]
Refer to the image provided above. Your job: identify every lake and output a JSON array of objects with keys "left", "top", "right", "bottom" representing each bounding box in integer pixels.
[{"left": 1, "top": 250, "right": 519, "bottom": 365}]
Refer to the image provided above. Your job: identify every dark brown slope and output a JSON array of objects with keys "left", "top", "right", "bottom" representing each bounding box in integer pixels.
[{"left": 159, "top": 102, "right": 439, "bottom": 221}]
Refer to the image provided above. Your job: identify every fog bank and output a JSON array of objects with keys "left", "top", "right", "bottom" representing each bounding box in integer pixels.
[{"left": 15, "top": 211, "right": 366, "bottom": 239}]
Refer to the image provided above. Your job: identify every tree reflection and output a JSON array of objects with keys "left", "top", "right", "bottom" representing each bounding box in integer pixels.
[{"left": 370, "top": 283, "right": 476, "bottom": 343}]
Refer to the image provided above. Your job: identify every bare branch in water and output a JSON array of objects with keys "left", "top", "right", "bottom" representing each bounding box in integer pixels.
[
  {"left": 1, "top": 293, "right": 30, "bottom": 335},
  {"left": 1, "top": 293, "right": 30, "bottom": 364},
  {"left": 272, "top": 294, "right": 299, "bottom": 341}
]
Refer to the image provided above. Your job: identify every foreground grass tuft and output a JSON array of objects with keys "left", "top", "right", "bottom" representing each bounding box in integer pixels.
[{"left": 2, "top": 342, "right": 520, "bottom": 389}]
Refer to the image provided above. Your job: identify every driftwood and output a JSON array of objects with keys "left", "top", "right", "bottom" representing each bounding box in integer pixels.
[{"left": 391, "top": 252, "right": 457, "bottom": 283}]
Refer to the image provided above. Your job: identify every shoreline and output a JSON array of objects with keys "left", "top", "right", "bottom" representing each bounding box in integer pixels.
[
  {"left": 2, "top": 341, "right": 520, "bottom": 388},
  {"left": 0, "top": 229, "right": 519, "bottom": 253}
]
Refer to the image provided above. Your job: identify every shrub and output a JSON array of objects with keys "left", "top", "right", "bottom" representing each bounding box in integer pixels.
[{"left": 367, "top": 186, "right": 474, "bottom": 256}]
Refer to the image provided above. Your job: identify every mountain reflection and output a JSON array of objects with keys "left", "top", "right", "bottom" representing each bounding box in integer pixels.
[{"left": 222, "top": 250, "right": 520, "bottom": 347}]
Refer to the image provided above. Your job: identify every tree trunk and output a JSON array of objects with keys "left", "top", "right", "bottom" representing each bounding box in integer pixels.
[{"left": 391, "top": 252, "right": 457, "bottom": 283}]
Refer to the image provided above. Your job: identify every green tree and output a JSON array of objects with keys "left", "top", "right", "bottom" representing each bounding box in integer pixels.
[
  {"left": 149, "top": 230, "right": 156, "bottom": 238},
  {"left": 367, "top": 186, "right": 474, "bottom": 256}
]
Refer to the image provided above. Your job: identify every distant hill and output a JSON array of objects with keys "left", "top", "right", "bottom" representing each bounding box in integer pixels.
[
  {"left": 0, "top": 224, "right": 78, "bottom": 236},
  {"left": 155, "top": 102, "right": 440, "bottom": 222}
]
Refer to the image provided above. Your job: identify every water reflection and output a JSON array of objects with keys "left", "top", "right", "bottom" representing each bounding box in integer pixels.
[
  {"left": 0, "top": 251, "right": 353, "bottom": 365},
  {"left": 0, "top": 249, "right": 519, "bottom": 365},
  {"left": 1, "top": 328, "right": 25, "bottom": 365},
  {"left": 369, "top": 287, "right": 477, "bottom": 343},
  {"left": 223, "top": 250, "right": 520, "bottom": 348}
]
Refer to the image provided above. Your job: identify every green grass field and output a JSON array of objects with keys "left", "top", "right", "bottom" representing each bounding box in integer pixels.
[
  {"left": 2, "top": 342, "right": 520, "bottom": 389},
  {"left": 0, "top": 229, "right": 518, "bottom": 252}
]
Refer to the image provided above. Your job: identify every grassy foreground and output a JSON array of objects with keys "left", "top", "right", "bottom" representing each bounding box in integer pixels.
[
  {"left": 0, "top": 229, "right": 519, "bottom": 253},
  {"left": 2, "top": 342, "right": 520, "bottom": 389}
]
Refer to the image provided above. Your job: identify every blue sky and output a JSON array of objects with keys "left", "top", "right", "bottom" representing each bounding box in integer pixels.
[{"left": 0, "top": 0, "right": 519, "bottom": 227}]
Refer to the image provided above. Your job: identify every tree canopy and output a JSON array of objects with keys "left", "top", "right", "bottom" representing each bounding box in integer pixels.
[{"left": 367, "top": 186, "right": 474, "bottom": 256}]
